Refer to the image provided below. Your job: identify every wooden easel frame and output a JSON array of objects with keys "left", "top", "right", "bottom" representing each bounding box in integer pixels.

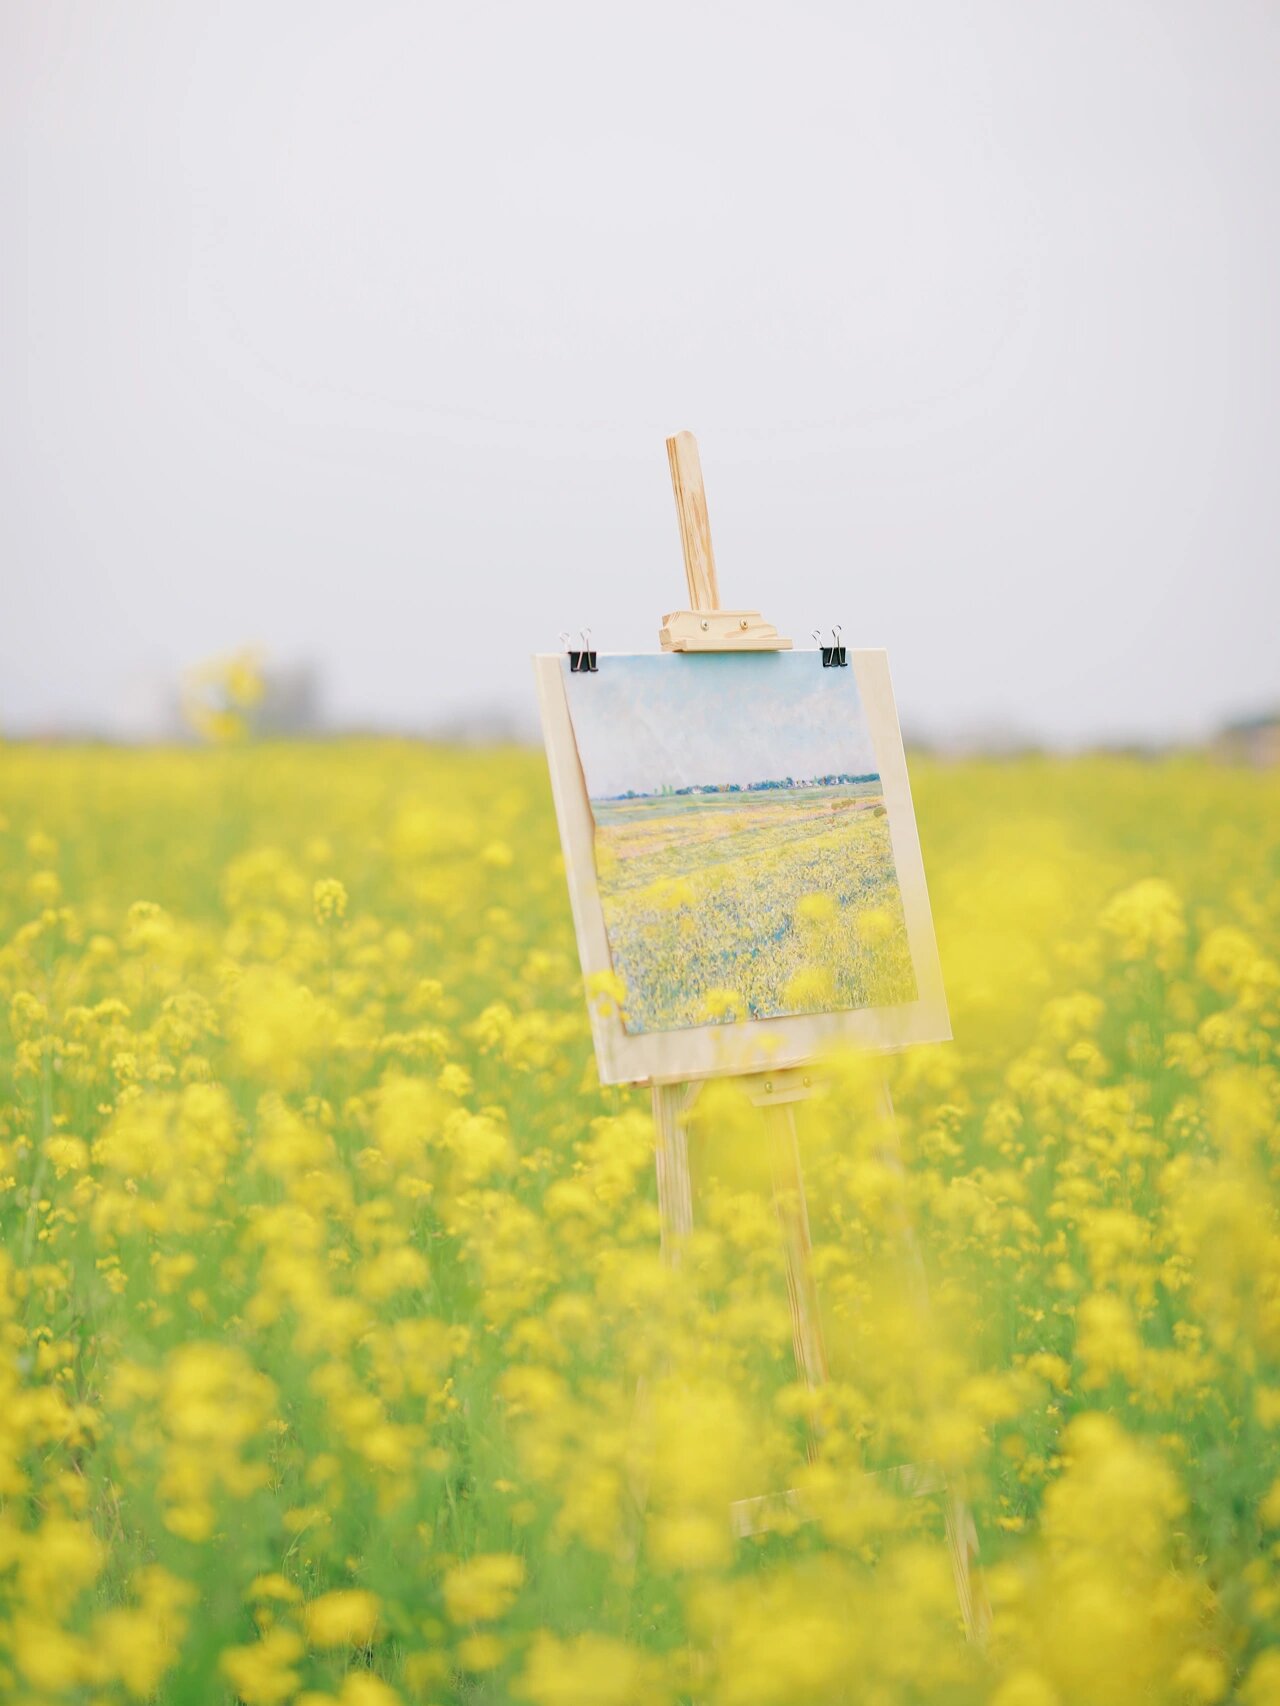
[
  {"left": 532, "top": 438, "right": 949, "bottom": 1089},
  {"left": 535, "top": 432, "right": 985, "bottom": 1638}
]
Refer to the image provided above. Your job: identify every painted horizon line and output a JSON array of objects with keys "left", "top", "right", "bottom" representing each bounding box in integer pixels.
[{"left": 595, "top": 770, "right": 882, "bottom": 802}]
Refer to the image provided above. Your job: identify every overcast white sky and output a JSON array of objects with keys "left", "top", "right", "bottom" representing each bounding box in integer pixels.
[{"left": 3, "top": 1, "right": 1277, "bottom": 745}]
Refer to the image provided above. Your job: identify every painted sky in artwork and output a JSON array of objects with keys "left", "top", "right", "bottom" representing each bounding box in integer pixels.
[{"left": 562, "top": 652, "right": 880, "bottom": 800}]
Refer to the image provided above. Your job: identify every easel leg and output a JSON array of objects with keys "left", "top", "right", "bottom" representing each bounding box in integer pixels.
[
  {"left": 877, "top": 1080, "right": 991, "bottom": 1643},
  {"left": 624, "top": 1085, "right": 694, "bottom": 1574},
  {"left": 763, "top": 1103, "right": 829, "bottom": 1398},
  {"left": 944, "top": 1488, "right": 988, "bottom": 1642},
  {"left": 651, "top": 1082, "right": 695, "bottom": 1264},
  {"left": 653, "top": 1075, "right": 988, "bottom": 1643}
]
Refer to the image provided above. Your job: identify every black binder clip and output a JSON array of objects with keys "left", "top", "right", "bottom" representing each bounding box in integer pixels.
[
  {"left": 814, "top": 626, "right": 848, "bottom": 667},
  {"left": 563, "top": 629, "right": 598, "bottom": 673}
]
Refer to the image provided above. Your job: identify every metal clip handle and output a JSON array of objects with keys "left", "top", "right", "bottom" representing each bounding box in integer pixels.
[
  {"left": 815, "top": 625, "right": 847, "bottom": 667},
  {"left": 565, "top": 627, "right": 597, "bottom": 673}
]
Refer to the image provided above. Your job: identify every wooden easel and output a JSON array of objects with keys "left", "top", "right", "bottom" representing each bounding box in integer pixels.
[{"left": 651, "top": 432, "right": 986, "bottom": 1640}]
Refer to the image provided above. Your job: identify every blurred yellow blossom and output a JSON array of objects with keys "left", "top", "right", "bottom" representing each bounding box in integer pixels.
[
  {"left": 443, "top": 1552, "right": 525, "bottom": 1623},
  {"left": 0, "top": 740, "right": 1275, "bottom": 1706},
  {"left": 314, "top": 877, "right": 349, "bottom": 925},
  {"left": 303, "top": 1589, "right": 381, "bottom": 1648}
]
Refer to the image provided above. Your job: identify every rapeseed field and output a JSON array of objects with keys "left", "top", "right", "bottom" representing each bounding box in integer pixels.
[{"left": 1, "top": 738, "right": 1278, "bottom": 1705}]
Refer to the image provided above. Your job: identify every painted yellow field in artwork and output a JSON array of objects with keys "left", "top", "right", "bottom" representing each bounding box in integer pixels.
[{"left": 591, "top": 780, "right": 917, "bottom": 1032}]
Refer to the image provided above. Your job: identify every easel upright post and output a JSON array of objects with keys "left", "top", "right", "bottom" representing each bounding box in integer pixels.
[
  {"left": 658, "top": 433, "right": 791, "bottom": 655},
  {"left": 666, "top": 431, "right": 721, "bottom": 612}
]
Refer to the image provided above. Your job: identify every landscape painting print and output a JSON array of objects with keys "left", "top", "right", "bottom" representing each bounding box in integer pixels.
[{"left": 561, "top": 652, "right": 918, "bottom": 1035}]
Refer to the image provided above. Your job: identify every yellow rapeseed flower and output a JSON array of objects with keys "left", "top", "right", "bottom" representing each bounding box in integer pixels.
[
  {"left": 314, "top": 877, "right": 349, "bottom": 925},
  {"left": 443, "top": 1552, "right": 525, "bottom": 1623},
  {"left": 304, "top": 1589, "right": 381, "bottom": 1648}
]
